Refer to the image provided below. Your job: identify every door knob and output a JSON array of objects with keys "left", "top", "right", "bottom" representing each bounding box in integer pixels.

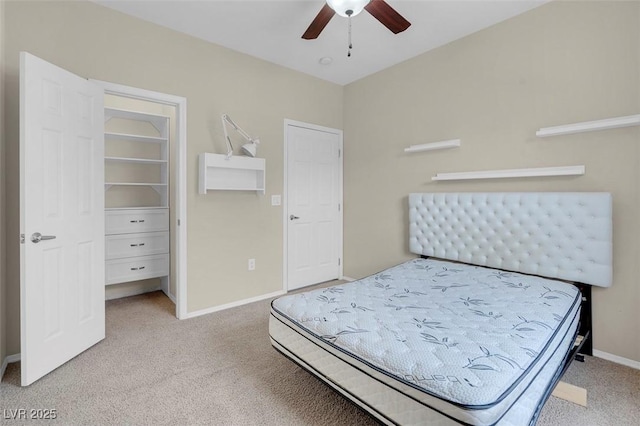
[
  {"left": 289, "top": 215, "right": 300, "bottom": 220},
  {"left": 31, "top": 232, "right": 56, "bottom": 243}
]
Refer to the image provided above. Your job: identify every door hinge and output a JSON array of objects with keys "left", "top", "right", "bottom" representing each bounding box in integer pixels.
[
  {"left": 338, "top": 149, "right": 341, "bottom": 158},
  {"left": 338, "top": 203, "right": 341, "bottom": 212},
  {"left": 338, "top": 258, "right": 341, "bottom": 266},
  {"left": 177, "top": 219, "right": 181, "bottom": 226},
  {"left": 20, "top": 234, "right": 25, "bottom": 244}
]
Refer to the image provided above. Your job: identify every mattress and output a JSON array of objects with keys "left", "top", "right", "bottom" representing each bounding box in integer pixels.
[{"left": 270, "top": 258, "right": 581, "bottom": 425}]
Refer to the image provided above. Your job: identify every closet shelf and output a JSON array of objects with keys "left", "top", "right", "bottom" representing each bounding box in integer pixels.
[
  {"left": 536, "top": 114, "right": 640, "bottom": 137},
  {"left": 404, "top": 139, "right": 461, "bottom": 153},
  {"left": 105, "top": 182, "right": 167, "bottom": 186},
  {"left": 105, "top": 132, "right": 167, "bottom": 144},
  {"left": 105, "top": 107, "right": 170, "bottom": 133},
  {"left": 105, "top": 182, "right": 167, "bottom": 195},
  {"left": 432, "top": 165, "right": 585, "bottom": 181},
  {"left": 105, "top": 156, "right": 167, "bottom": 165},
  {"left": 105, "top": 206, "right": 169, "bottom": 211}
]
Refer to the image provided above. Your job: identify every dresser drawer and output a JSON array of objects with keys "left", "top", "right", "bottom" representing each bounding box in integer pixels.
[
  {"left": 105, "top": 209, "right": 169, "bottom": 235},
  {"left": 106, "top": 231, "right": 169, "bottom": 260},
  {"left": 106, "top": 254, "right": 169, "bottom": 285}
]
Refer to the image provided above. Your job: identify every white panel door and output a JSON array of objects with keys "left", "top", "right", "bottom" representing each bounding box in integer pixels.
[
  {"left": 286, "top": 123, "right": 342, "bottom": 290},
  {"left": 20, "top": 52, "right": 105, "bottom": 386}
]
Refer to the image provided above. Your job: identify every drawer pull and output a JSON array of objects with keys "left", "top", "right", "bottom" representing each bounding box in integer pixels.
[
  {"left": 130, "top": 266, "right": 146, "bottom": 271},
  {"left": 129, "top": 219, "right": 146, "bottom": 223},
  {"left": 130, "top": 243, "right": 146, "bottom": 247}
]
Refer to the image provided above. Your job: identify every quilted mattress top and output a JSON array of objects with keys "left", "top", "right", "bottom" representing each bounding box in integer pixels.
[{"left": 271, "top": 258, "right": 581, "bottom": 408}]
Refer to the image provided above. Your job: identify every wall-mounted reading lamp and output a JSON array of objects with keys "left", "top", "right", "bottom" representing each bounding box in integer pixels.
[{"left": 221, "top": 114, "right": 260, "bottom": 159}]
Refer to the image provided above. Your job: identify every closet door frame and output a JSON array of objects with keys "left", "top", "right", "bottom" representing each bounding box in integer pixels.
[{"left": 91, "top": 79, "right": 188, "bottom": 319}]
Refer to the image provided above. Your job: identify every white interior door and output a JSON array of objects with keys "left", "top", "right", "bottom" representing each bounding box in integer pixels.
[
  {"left": 20, "top": 52, "right": 105, "bottom": 386},
  {"left": 286, "top": 122, "right": 342, "bottom": 290}
]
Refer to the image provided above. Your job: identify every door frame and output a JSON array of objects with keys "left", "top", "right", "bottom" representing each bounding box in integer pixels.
[
  {"left": 91, "top": 79, "right": 188, "bottom": 319},
  {"left": 282, "top": 119, "right": 343, "bottom": 292}
]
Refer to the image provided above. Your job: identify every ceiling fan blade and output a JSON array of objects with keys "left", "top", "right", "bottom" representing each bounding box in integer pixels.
[
  {"left": 302, "top": 4, "right": 336, "bottom": 40},
  {"left": 365, "top": 0, "right": 411, "bottom": 34}
]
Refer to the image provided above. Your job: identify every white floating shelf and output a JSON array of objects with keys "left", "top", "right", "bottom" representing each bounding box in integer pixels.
[
  {"left": 536, "top": 114, "right": 640, "bottom": 137},
  {"left": 199, "top": 153, "right": 266, "bottom": 194},
  {"left": 432, "top": 165, "right": 585, "bottom": 181},
  {"left": 405, "top": 139, "right": 461, "bottom": 153},
  {"left": 105, "top": 132, "right": 167, "bottom": 144}
]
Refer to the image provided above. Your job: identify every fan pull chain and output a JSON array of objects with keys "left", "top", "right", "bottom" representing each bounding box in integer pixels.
[
  {"left": 345, "top": 9, "right": 354, "bottom": 58},
  {"left": 347, "top": 15, "right": 353, "bottom": 57}
]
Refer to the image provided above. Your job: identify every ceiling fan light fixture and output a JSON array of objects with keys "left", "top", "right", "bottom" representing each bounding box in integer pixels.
[{"left": 326, "top": 0, "right": 369, "bottom": 18}]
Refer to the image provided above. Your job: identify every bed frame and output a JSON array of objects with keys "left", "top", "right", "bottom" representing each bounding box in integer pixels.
[{"left": 273, "top": 192, "right": 613, "bottom": 424}]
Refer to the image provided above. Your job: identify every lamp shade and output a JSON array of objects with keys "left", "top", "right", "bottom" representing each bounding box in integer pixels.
[
  {"left": 241, "top": 142, "right": 257, "bottom": 157},
  {"left": 326, "top": 0, "right": 369, "bottom": 17}
]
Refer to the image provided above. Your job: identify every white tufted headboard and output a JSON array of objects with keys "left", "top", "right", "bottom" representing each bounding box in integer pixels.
[{"left": 409, "top": 193, "right": 612, "bottom": 287}]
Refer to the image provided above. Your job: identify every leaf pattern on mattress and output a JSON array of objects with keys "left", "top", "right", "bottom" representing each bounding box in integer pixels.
[
  {"left": 464, "top": 346, "right": 524, "bottom": 371},
  {"left": 459, "top": 297, "right": 487, "bottom": 307},
  {"left": 512, "top": 315, "right": 552, "bottom": 331},
  {"left": 540, "top": 286, "right": 573, "bottom": 299},
  {"left": 431, "top": 284, "right": 469, "bottom": 292},
  {"left": 502, "top": 281, "right": 531, "bottom": 290},
  {"left": 315, "top": 295, "right": 338, "bottom": 304},
  {"left": 391, "top": 288, "right": 429, "bottom": 298},
  {"left": 409, "top": 318, "right": 448, "bottom": 330},
  {"left": 421, "top": 333, "right": 458, "bottom": 349},
  {"left": 321, "top": 326, "right": 369, "bottom": 343},
  {"left": 470, "top": 309, "right": 503, "bottom": 320}
]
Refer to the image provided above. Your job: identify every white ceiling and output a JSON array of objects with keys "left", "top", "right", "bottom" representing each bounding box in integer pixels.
[{"left": 92, "top": 0, "right": 549, "bottom": 86}]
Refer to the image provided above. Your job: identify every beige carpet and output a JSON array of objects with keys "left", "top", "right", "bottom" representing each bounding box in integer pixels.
[{"left": 1, "top": 289, "right": 638, "bottom": 425}]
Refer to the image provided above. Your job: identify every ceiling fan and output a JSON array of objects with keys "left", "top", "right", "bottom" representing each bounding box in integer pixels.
[{"left": 302, "top": 0, "right": 411, "bottom": 40}]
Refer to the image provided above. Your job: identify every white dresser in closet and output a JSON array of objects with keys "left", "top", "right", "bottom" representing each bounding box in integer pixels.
[{"left": 104, "top": 107, "right": 170, "bottom": 286}]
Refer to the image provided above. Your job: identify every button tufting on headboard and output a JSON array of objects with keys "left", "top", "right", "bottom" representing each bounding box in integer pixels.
[{"left": 409, "top": 193, "right": 613, "bottom": 287}]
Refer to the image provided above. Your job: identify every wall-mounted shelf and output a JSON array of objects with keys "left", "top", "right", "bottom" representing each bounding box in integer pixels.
[
  {"left": 404, "top": 139, "right": 461, "bottom": 153},
  {"left": 432, "top": 165, "right": 585, "bottom": 181},
  {"left": 536, "top": 114, "right": 640, "bottom": 137},
  {"left": 199, "top": 153, "right": 265, "bottom": 194}
]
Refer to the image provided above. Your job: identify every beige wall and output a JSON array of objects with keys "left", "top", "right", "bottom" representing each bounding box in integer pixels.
[
  {"left": 344, "top": 1, "right": 640, "bottom": 362},
  {"left": 0, "top": 0, "right": 6, "bottom": 366},
  {"left": 3, "top": 0, "right": 343, "bottom": 354}
]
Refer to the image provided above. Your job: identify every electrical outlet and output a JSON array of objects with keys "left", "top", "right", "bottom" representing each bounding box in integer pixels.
[
  {"left": 271, "top": 195, "right": 281, "bottom": 206},
  {"left": 248, "top": 258, "right": 256, "bottom": 271}
]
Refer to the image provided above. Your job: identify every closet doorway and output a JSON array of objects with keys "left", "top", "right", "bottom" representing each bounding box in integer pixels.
[{"left": 93, "top": 80, "right": 188, "bottom": 320}]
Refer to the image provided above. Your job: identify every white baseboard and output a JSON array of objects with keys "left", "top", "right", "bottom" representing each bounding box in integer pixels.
[
  {"left": 1, "top": 353, "right": 21, "bottom": 381},
  {"left": 593, "top": 349, "right": 640, "bottom": 370},
  {"left": 162, "top": 288, "right": 177, "bottom": 304},
  {"left": 0, "top": 357, "right": 7, "bottom": 381},
  {"left": 185, "top": 290, "right": 285, "bottom": 320},
  {"left": 341, "top": 276, "right": 357, "bottom": 282}
]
